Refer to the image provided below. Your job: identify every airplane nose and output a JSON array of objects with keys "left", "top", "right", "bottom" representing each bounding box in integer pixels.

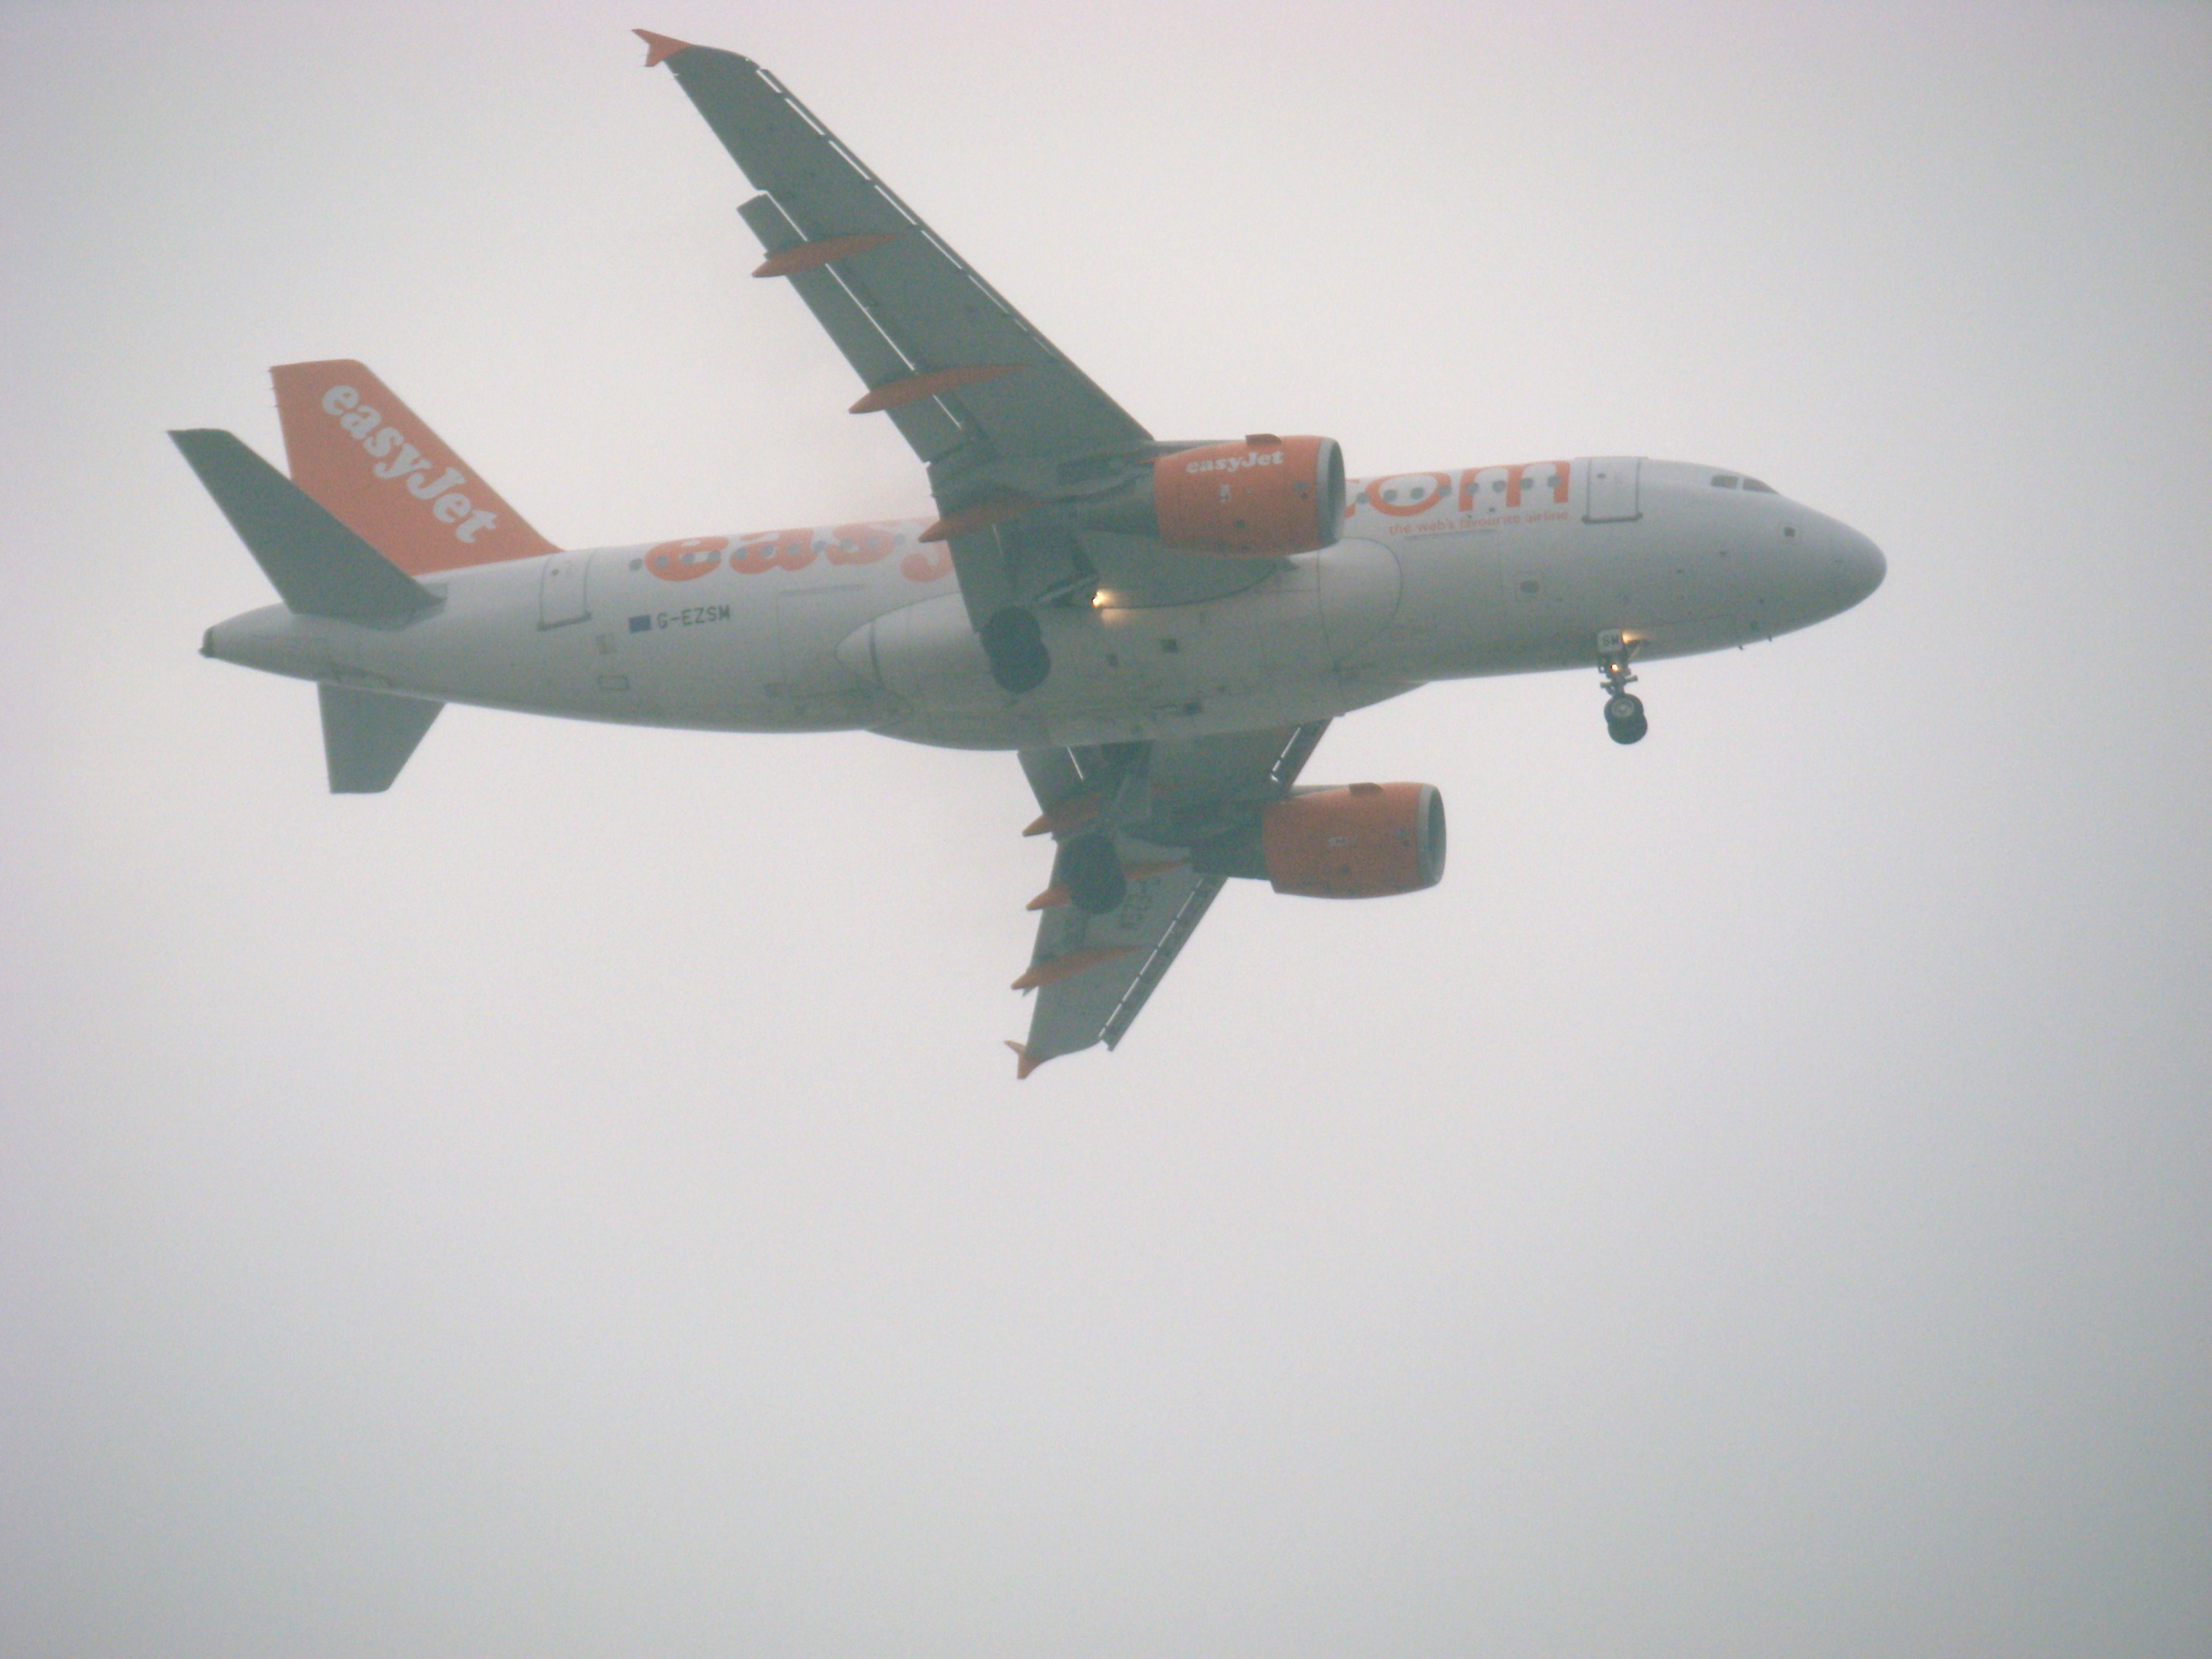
[
  {"left": 1814, "top": 520, "right": 1884, "bottom": 619},
  {"left": 1826, "top": 524, "right": 1885, "bottom": 611}
]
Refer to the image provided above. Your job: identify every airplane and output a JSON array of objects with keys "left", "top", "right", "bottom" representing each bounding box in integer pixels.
[{"left": 171, "top": 30, "right": 1885, "bottom": 1078}]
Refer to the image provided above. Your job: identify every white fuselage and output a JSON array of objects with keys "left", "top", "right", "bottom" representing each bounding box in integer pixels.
[{"left": 203, "top": 457, "right": 1885, "bottom": 750}]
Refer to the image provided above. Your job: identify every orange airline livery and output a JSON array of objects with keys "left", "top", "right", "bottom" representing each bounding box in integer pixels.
[{"left": 172, "top": 30, "right": 1884, "bottom": 1077}]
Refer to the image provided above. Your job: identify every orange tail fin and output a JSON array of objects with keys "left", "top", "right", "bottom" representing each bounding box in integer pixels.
[{"left": 271, "top": 360, "right": 556, "bottom": 575}]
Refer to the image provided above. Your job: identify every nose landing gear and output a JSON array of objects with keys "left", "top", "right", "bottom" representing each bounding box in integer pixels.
[
  {"left": 1605, "top": 692, "right": 1647, "bottom": 743},
  {"left": 1597, "top": 630, "right": 1648, "bottom": 745}
]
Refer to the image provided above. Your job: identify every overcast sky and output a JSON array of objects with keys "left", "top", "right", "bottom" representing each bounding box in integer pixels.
[{"left": 3, "top": 3, "right": 2207, "bottom": 1655}]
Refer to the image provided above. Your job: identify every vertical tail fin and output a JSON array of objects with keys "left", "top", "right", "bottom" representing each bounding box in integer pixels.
[{"left": 271, "top": 360, "right": 558, "bottom": 575}]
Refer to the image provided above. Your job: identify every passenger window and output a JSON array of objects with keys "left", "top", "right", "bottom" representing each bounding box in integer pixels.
[
  {"left": 1711, "top": 474, "right": 1740, "bottom": 488},
  {"left": 1743, "top": 477, "right": 1776, "bottom": 493}
]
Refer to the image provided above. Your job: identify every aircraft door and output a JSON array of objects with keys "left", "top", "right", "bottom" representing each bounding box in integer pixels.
[
  {"left": 538, "top": 550, "right": 592, "bottom": 628},
  {"left": 1582, "top": 457, "right": 1641, "bottom": 523}
]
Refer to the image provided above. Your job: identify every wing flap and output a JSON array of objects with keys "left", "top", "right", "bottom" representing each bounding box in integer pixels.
[
  {"left": 735, "top": 193, "right": 968, "bottom": 464},
  {"left": 945, "top": 513, "right": 1094, "bottom": 629},
  {"left": 1097, "top": 871, "right": 1228, "bottom": 1050},
  {"left": 1017, "top": 838, "right": 1223, "bottom": 1070},
  {"left": 1005, "top": 722, "right": 1330, "bottom": 1075}
]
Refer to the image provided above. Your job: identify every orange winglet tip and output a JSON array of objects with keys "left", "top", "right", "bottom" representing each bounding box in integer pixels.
[
  {"left": 920, "top": 494, "right": 1033, "bottom": 544},
  {"left": 753, "top": 232, "right": 899, "bottom": 279},
  {"left": 851, "top": 364, "right": 1018, "bottom": 415},
  {"left": 1011, "top": 947, "right": 1133, "bottom": 992},
  {"left": 1004, "top": 1040, "right": 1047, "bottom": 1080},
  {"left": 1021, "top": 789, "right": 1105, "bottom": 838},
  {"left": 1026, "top": 884, "right": 1071, "bottom": 912},
  {"left": 634, "top": 29, "right": 695, "bottom": 67}
]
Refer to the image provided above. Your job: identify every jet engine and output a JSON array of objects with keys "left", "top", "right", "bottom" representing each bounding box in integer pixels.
[
  {"left": 1078, "top": 436, "right": 1347, "bottom": 556},
  {"left": 1190, "top": 782, "right": 1447, "bottom": 897},
  {"left": 1256, "top": 782, "right": 1447, "bottom": 898}
]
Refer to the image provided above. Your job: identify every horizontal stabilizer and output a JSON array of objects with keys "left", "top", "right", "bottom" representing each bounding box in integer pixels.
[
  {"left": 170, "top": 429, "right": 438, "bottom": 624},
  {"left": 319, "top": 684, "right": 441, "bottom": 793}
]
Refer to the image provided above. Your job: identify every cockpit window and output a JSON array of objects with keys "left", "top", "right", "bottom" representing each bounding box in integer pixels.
[
  {"left": 1742, "top": 477, "right": 1776, "bottom": 493},
  {"left": 1711, "top": 474, "right": 1740, "bottom": 488}
]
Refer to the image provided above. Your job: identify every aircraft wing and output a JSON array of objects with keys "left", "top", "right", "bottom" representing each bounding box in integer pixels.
[
  {"left": 639, "top": 33, "right": 1270, "bottom": 619},
  {"left": 1008, "top": 722, "right": 1330, "bottom": 1076},
  {"left": 640, "top": 34, "right": 1148, "bottom": 468}
]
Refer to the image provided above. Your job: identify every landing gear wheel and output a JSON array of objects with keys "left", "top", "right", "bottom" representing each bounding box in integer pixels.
[
  {"left": 981, "top": 607, "right": 1050, "bottom": 695},
  {"left": 1605, "top": 693, "right": 1648, "bottom": 745},
  {"left": 1595, "top": 630, "right": 1647, "bottom": 745},
  {"left": 1059, "top": 833, "right": 1127, "bottom": 916}
]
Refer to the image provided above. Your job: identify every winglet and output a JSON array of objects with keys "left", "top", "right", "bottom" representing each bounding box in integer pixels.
[
  {"left": 1004, "top": 1040, "right": 1046, "bottom": 1080},
  {"left": 634, "top": 29, "right": 695, "bottom": 67}
]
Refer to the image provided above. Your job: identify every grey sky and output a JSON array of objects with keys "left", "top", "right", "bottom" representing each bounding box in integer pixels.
[{"left": 3, "top": 2, "right": 2207, "bottom": 1654}]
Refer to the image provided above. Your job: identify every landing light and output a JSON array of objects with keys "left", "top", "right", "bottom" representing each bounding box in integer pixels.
[{"left": 1090, "top": 590, "right": 1111, "bottom": 609}]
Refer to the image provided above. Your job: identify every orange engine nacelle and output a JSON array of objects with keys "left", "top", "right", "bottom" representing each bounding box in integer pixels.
[
  {"left": 1260, "top": 783, "right": 1447, "bottom": 899},
  {"left": 1154, "top": 435, "right": 1345, "bottom": 556},
  {"left": 1080, "top": 435, "right": 1346, "bottom": 557}
]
